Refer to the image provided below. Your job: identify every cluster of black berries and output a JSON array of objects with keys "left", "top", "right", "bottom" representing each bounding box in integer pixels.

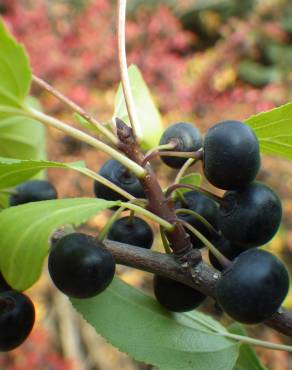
[
  {"left": 3, "top": 118, "right": 290, "bottom": 353},
  {"left": 155, "top": 120, "right": 289, "bottom": 323}
]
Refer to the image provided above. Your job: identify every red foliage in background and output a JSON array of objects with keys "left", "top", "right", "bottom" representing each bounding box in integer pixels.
[
  {"left": 2, "top": 0, "right": 194, "bottom": 112},
  {"left": 1, "top": 0, "right": 288, "bottom": 116},
  {"left": 0, "top": 328, "right": 73, "bottom": 370}
]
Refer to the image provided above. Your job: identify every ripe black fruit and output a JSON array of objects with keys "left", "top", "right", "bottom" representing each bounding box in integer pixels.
[
  {"left": 93, "top": 159, "right": 145, "bottom": 202},
  {"left": 153, "top": 275, "right": 206, "bottom": 312},
  {"left": 159, "top": 122, "right": 202, "bottom": 168},
  {"left": 216, "top": 249, "right": 289, "bottom": 324},
  {"left": 0, "top": 291, "right": 35, "bottom": 351},
  {"left": 0, "top": 272, "right": 11, "bottom": 292},
  {"left": 9, "top": 180, "right": 58, "bottom": 206},
  {"left": 108, "top": 216, "right": 154, "bottom": 249},
  {"left": 203, "top": 120, "right": 260, "bottom": 190},
  {"left": 48, "top": 233, "right": 115, "bottom": 299},
  {"left": 175, "top": 191, "right": 219, "bottom": 248},
  {"left": 208, "top": 236, "right": 246, "bottom": 271},
  {"left": 219, "top": 181, "right": 282, "bottom": 247}
]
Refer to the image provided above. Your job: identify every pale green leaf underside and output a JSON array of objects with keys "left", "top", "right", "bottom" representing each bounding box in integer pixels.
[
  {"left": 0, "top": 198, "right": 118, "bottom": 290},
  {"left": 229, "top": 323, "right": 267, "bottom": 370},
  {"left": 72, "top": 278, "right": 239, "bottom": 370},
  {"left": 0, "top": 21, "right": 31, "bottom": 107},
  {"left": 114, "top": 64, "right": 163, "bottom": 150},
  {"left": 245, "top": 102, "right": 292, "bottom": 160},
  {"left": 0, "top": 114, "right": 45, "bottom": 160},
  {"left": 0, "top": 157, "right": 85, "bottom": 189}
]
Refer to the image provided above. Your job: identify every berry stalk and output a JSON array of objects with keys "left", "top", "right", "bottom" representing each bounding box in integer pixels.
[{"left": 23, "top": 106, "right": 147, "bottom": 178}]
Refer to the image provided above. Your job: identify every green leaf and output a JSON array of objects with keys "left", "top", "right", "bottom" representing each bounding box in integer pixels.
[
  {"left": 0, "top": 198, "right": 118, "bottom": 290},
  {"left": 114, "top": 64, "right": 163, "bottom": 150},
  {"left": 0, "top": 157, "right": 85, "bottom": 189},
  {"left": 0, "top": 192, "right": 8, "bottom": 209},
  {"left": 245, "top": 102, "right": 292, "bottom": 160},
  {"left": 72, "top": 278, "right": 239, "bottom": 370},
  {"left": 0, "top": 21, "right": 31, "bottom": 107},
  {"left": 178, "top": 173, "right": 202, "bottom": 195},
  {"left": 0, "top": 22, "right": 45, "bottom": 162},
  {"left": 229, "top": 323, "right": 267, "bottom": 370},
  {"left": 0, "top": 115, "right": 45, "bottom": 159},
  {"left": 74, "top": 113, "right": 97, "bottom": 132},
  {"left": 238, "top": 61, "right": 281, "bottom": 87}
]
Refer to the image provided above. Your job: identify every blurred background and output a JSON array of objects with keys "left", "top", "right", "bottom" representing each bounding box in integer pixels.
[{"left": 1, "top": 0, "right": 292, "bottom": 369}]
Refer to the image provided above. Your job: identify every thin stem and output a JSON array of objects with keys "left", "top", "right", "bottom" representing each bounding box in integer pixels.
[
  {"left": 180, "top": 220, "right": 231, "bottom": 268},
  {"left": 184, "top": 312, "right": 225, "bottom": 333},
  {"left": 145, "top": 141, "right": 178, "bottom": 157},
  {"left": 127, "top": 210, "right": 135, "bottom": 225},
  {"left": 23, "top": 106, "right": 146, "bottom": 178},
  {"left": 176, "top": 191, "right": 187, "bottom": 207},
  {"left": 75, "top": 167, "right": 135, "bottom": 201},
  {"left": 176, "top": 208, "right": 219, "bottom": 236},
  {"left": 32, "top": 75, "right": 118, "bottom": 145},
  {"left": 98, "top": 206, "right": 126, "bottom": 241},
  {"left": 117, "top": 0, "right": 142, "bottom": 141},
  {"left": 165, "top": 183, "right": 223, "bottom": 204},
  {"left": 159, "top": 151, "right": 203, "bottom": 158},
  {"left": 0, "top": 188, "right": 17, "bottom": 195},
  {"left": 142, "top": 150, "right": 202, "bottom": 167},
  {"left": 160, "top": 226, "right": 172, "bottom": 254},
  {"left": 0, "top": 106, "right": 24, "bottom": 115},
  {"left": 216, "top": 332, "right": 292, "bottom": 353},
  {"left": 185, "top": 313, "right": 292, "bottom": 352},
  {"left": 174, "top": 158, "right": 196, "bottom": 185},
  {"left": 120, "top": 202, "right": 174, "bottom": 231}
]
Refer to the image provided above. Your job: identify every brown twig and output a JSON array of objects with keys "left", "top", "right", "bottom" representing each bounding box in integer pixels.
[
  {"left": 165, "top": 183, "right": 223, "bottom": 204},
  {"left": 32, "top": 75, "right": 118, "bottom": 145},
  {"left": 116, "top": 118, "right": 194, "bottom": 256},
  {"left": 103, "top": 239, "right": 292, "bottom": 338}
]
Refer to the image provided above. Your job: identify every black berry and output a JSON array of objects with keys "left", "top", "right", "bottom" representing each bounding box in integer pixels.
[
  {"left": 93, "top": 159, "right": 145, "bottom": 202},
  {"left": 0, "top": 272, "right": 11, "bottom": 292},
  {"left": 153, "top": 275, "right": 206, "bottom": 312},
  {"left": 219, "top": 181, "right": 282, "bottom": 247},
  {"left": 208, "top": 236, "right": 246, "bottom": 271},
  {"left": 9, "top": 180, "right": 57, "bottom": 206},
  {"left": 175, "top": 191, "right": 219, "bottom": 248},
  {"left": 108, "top": 216, "right": 154, "bottom": 249},
  {"left": 216, "top": 249, "right": 289, "bottom": 324},
  {"left": 0, "top": 291, "right": 35, "bottom": 351},
  {"left": 203, "top": 120, "right": 260, "bottom": 190},
  {"left": 48, "top": 233, "right": 116, "bottom": 299},
  {"left": 159, "top": 122, "right": 202, "bottom": 168}
]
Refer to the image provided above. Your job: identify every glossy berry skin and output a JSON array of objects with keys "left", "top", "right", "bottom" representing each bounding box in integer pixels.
[
  {"left": 9, "top": 180, "right": 57, "bottom": 206},
  {"left": 108, "top": 216, "right": 154, "bottom": 249},
  {"left": 93, "top": 159, "right": 145, "bottom": 202},
  {"left": 0, "top": 291, "right": 35, "bottom": 351},
  {"left": 48, "top": 233, "right": 116, "bottom": 299},
  {"left": 159, "top": 122, "right": 202, "bottom": 168},
  {"left": 219, "top": 182, "right": 282, "bottom": 247},
  {"left": 203, "top": 120, "right": 260, "bottom": 190},
  {"left": 208, "top": 236, "right": 246, "bottom": 271},
  {"left": 175, "top": 191, "right": 219, "bottom": 248},
  {"left": 153, "top": 275, "right": 206, "bottom": 312},
  {"left": 216, "top": 249, "right": 289, "bottom": 324}
]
